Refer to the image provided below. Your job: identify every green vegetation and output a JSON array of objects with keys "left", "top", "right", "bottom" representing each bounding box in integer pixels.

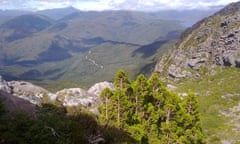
[
  {"left": 0, "top": 70, "right": 205, "bottom": 143},
  {"left": 99, "top": 70, "right": 205, "bottom": 143},
  {"left": 209, "top": 16, "right": 222, "bottom": 29},
  {"left": 0, "top": 102, "right": 137, "bottom": 144},
  {"left": 28, "top": 40, "right": 176, "bottom": 89},
  {"left": 175, "top": 67, "right": 240, "bottom": 143},
  {"left": 182, "top": 28, "right": 208, "bottom": 52},
  {"left": 32, "top": 80, "right": 82, "bottom": 92}
]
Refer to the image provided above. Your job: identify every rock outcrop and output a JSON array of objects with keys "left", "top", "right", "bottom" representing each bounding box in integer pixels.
[
  {"left": 0, "top": 75, "right": 114, "bottom": 113},
  {"left": 155, "top": 1, "right": 240, "bottom": 78},
  {"left": 8, "top": 81, "right": 48, "bottom": 104},
  {"left": 0, "top": 76, "right": 11, "bottom": 93},
  {"left": 88, "top": 81, "right": 114, "bottom": 96},
  {"left": 55, "top": 88, "right": 98, "bottom": 107},
  {"left": 0, "top": 90, "right": 36, "bottom": 114}
]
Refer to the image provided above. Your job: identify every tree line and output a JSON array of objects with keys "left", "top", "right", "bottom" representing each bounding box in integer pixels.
[{"left": 99, "top": 70, "right": 205, "bottom": 143}]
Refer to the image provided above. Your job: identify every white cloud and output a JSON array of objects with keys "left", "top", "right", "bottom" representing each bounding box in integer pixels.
[
  {"left": 33, "top": 1, "right": 72, "bottom": 10},
  {"left": 0, "top": 0, "right": 238, "bottom": 11},
  {"left": 112, "top": 0, "right": 125, "bottom": 4},
  {"left": 110, "top": 0, "right": 239, "bottom": 10},
  {"left": 73, "top": 0, "right": 112, "bottom": 11}
]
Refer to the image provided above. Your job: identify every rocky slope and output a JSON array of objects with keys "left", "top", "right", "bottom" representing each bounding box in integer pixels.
[
  {"left": 154, "top": 2, "right": 240, "bottom": 143},
  {"left": 155, "top": 2, "right": 240, "bottom": 78}
]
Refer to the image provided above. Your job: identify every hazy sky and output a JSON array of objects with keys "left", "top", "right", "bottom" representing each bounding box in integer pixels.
[{"left": 0, "top": 0, "right": 238, "bottom": 11}]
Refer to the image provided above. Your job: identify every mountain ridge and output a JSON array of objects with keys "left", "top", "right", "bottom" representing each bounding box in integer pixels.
[
  {"left": 155, "top": 1, "right": 240, "bottom": 78},
  {"left": 154, "top": 1, "right": 240, "bottom": 143}
]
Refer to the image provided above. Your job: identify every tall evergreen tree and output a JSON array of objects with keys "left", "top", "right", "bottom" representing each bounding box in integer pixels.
[
  {"left": 114, "top": 69, "right": 130, "bottom": 89},
  {"left": 132, "top": 74, "right": 148, "bottom": 123},
  {"left": 99, "top": 88, "right": 113, "bottom": 124},
  {"left": 148, "top": 73, "right": 164, "bottom": 94},
  {"left": 179, "top": 93, "right": 205, "bottom": 144}
]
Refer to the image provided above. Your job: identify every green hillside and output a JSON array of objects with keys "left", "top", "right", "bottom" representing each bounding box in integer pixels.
[{"left": 173, "top": 67, "right": 240, "bottom": 143}]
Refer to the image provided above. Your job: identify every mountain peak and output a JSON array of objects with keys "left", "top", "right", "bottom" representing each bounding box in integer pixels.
[{"left": 215, "top": 1, "right": 240, "bottom": 16}]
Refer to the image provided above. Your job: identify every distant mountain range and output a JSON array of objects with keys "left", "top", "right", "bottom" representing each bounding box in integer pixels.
[
  {"left": 0, "top": 7, "right": 218, "bottom": 26},
  {"left": 0, "top": 7, "right": 217, "bottom": 86}
]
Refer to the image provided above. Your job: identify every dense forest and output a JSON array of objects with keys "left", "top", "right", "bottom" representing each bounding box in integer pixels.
[{"left": 0, "top": 70, "right": 205, "bottom": 144}]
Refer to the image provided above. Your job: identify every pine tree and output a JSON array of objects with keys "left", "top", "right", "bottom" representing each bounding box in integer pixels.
[
  {"left": 148, "top": 73, "right": 164, "bottom": 94},
  {"left": 99, "top": 88, "right": 113, "bottom": 124},
  {"left": 179, "top": 93, "right": 205, "bottom": 144},
  {"left": 107, "top": 89, "right": 119, "bottom": 127},
  {"left": 131, "top": 74, "right": 148, "bottom": 123},
  {"left": 158, "top": 91, "right": 182, "bottom": 142},
  {"left": 113, "top": 70, "right": 132, "bottom": 128},
  {"left": 113, "top": 69, "right": 130, "bottom": 89}
]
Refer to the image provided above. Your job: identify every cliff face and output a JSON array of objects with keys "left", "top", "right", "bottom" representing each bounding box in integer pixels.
[{"left": 155, "top": 2, "right": 240, "bottom": 78}]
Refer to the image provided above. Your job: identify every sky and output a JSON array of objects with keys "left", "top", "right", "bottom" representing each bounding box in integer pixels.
[{"left": 0, "top": 0, "right": 238, "bottom": 11}]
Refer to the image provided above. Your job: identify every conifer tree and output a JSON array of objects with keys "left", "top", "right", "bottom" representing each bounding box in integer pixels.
[
  {"left": 99, "top": 88, "right": 113, "bottom": 124},
  {"left": 179, "top": 93, "right": 205, "bottom": 144},
  {"left": 113, "top": 69, "right": 130, "bottom": 89},
  {"left": 148, "top": 73, "right": 164, "bottom": 93},
  {"left": 132, "top": 74, "right": 148, "bottom": 123},
  {"left": 158, "top": 91, "right": 182, "bottom": 142},
  {"left": 113, "top": 70, "right": 132, "bottom": 128}
]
